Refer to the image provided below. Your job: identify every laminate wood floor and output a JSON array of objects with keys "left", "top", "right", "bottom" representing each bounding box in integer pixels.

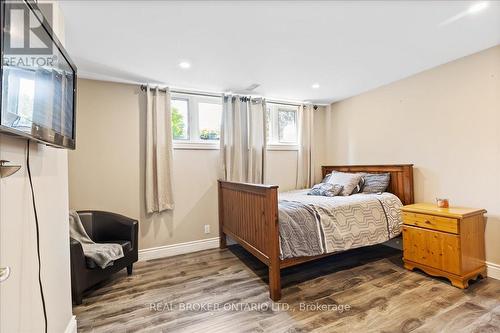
[{"left": 73, "top": 245, "right": 500, "bottom": 333}]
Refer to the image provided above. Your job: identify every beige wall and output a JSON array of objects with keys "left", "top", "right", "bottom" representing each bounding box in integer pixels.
[
  {"left": 0, "top": 2, "right": 73, "bottom": 332},
  {"left": 328, "top": 45, "right": 500, "bottom": 265},
  {"left": 68, "top": 79, "right": 326, "bottom": 249},
  {"left": 0, "top": 139, "right": 73, "bottom": 333}
]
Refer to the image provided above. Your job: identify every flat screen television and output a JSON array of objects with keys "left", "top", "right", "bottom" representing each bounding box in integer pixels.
[{"left": 0, "top": 0, "right": 77, "bottom": 149}]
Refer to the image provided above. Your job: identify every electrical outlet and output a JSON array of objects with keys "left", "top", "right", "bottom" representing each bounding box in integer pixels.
[{"left": 204, "top": 224, "right": 210, "bottom": 234}]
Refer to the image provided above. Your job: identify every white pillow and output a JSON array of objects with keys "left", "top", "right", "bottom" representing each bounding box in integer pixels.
[{"left": 326, "top": 171, "right": 363, "bottom": 196}]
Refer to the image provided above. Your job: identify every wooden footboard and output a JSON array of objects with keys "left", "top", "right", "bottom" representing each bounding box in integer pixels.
[{"left": 218, "top": 180, "right": 281, "bottom": 300}]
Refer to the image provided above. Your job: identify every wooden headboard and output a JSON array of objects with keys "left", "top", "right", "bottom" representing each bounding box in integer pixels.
[{"left": 322, "top": 164, "right": 414, "bottom": 205}]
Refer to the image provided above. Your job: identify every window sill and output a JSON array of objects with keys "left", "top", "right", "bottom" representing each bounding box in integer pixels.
[
  {"left": 172, "top": 142, "right": 298, "bottom": 151},
  {"left": 266, "top": 144, "right": 299, "bottom": 151},
  {"left": 173, "top": 141, "right": 220, "bottom": 150}
]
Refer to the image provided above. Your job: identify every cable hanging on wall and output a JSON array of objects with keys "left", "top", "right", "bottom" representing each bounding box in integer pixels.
[{"left": 27, "top": 141, "right": 48, "bottom": 333}]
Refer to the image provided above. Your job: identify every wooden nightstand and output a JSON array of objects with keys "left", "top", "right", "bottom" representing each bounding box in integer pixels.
[{"left": 401, "top": 203, "right": 487, "bottom": 288}]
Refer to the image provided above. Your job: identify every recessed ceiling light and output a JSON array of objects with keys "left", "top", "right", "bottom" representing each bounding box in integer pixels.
[
  {"left": 468, "top": 1, "right": 488, "bottom": 14},
  {"left": 179, "top": 61, "right": 191, "bottom": 69},
  {"left": 311, "top": 83, "right": 320, "bottom": 89}
]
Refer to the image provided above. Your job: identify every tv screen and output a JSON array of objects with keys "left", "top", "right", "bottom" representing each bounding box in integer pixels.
[{"left": 0, "top": 0, "right": 77, "bottom": 149}]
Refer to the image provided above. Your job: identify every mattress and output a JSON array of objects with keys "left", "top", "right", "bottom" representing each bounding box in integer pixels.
[{"left": 278, "top": 190, "right": 403, "bottom": 259}]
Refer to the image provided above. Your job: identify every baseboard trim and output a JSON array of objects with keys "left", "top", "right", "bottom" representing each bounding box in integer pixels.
[
  {"left": 486, "top": 261, "right": 500, "bottom": 280},
  {"left": 139, "top": 237, "right": 220, "bottom": 261},
  {"left": 64, "top": 315, "right": 77, "bottom": 333}
]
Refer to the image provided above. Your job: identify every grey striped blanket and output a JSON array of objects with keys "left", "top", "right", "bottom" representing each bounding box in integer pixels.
[{"left": 278, "top": 191, "right": 403, "bottom": 259}]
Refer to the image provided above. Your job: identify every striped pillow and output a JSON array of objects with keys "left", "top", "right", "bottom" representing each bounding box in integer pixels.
[{"left": 361, "top": 173, "right": 391, "bottom": 193}]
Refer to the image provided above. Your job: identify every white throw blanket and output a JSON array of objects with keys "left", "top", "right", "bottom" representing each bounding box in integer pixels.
[{"left": 69, "top": 211, "right": 124, "bottom": 269}]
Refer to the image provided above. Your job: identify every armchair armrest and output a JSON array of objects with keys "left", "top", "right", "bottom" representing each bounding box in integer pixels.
[
  {"left": 77, "top": 211, "right": 138, "bottom": 251},
  {"left": 69, "top": 237, "right": 86, "bottom": 293},
  {"left": 70, "top": 237, "right": 85, "bottom": 260}
]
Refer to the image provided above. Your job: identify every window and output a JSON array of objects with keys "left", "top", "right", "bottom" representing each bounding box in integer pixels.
[
  {"left": 171, "top": 94, "right": 298, "bottom": 150},
  {"left": 171, "top": 99, "right": 189, "bottom": 140},
  {"left": 171, "top": 93, "right": 222, "bottom": 149},
  {"left": 266, "top": 104, "right": 298, "bottom": 148},
  {"left": 198, "top": 102, "right": 222, "bottom": 140},
  {"left": 278, "top": 109, "right": 297, "bottom": 143}
]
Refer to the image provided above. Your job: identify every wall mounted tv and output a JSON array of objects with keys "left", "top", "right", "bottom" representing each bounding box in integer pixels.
[{"left": 0, "top": 0, "right": 77, "bottom": 149}]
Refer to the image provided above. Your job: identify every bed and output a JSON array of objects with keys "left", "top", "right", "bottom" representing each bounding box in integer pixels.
[{"left": 218, "top": 164, "right": 414, "bottom": 301}]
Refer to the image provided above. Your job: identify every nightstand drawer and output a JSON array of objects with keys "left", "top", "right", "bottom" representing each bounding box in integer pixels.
[{"left": 403, "top": 212, "right": 458, "bottom": 234}]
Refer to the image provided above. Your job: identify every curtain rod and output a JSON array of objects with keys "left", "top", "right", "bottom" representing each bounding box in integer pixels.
[
  {"left": 140, "top": 85, "right": 310, "bottom": 108},
  {"left": 140, "top": 85, "right": 221, "bottom": 98},
  {"left": 267, "top": 100, "right": 303, "bottom": 108}
]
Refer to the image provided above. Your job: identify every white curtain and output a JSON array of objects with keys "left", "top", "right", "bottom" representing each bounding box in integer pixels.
[
  {"left": 220, "top": 96, "right": 266, "bottom": 183},
  {"left": 296, "top": 104, "right": 315, "bottom": 189},
  {"left": 145, "top": 86, "right": 174, "bottom": 213}
]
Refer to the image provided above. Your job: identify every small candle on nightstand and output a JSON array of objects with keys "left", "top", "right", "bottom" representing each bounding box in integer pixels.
[{"left": 436, "top": 198, "right": 449, "bottom": 208}]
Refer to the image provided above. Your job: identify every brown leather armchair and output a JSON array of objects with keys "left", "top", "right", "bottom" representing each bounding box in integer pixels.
[{"left": 70, "top": 211, "right": 138, "bottom": 305}]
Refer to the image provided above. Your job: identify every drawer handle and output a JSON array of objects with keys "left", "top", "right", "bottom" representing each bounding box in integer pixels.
[{"left": 424, "top": 220, "right": 432, "bottom": 224}]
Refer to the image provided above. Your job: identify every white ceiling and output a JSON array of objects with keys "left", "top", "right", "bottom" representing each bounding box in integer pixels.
[{"left": 58, "top": 1, "right": 500, "bottom": 103}]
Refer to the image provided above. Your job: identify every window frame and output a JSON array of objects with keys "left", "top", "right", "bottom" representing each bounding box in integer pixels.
[
  {"left": 172, "top": 93, "right": 221, "bottom": 150},
  {"left": 170, "top": 94, "right": 300, "bottom": 151},
  {"left": 171, "top": 97, "right": 190, "bottom": 141},
  {"left": 277, "top": 108, "right": 298, "bottom": 144},
  {"left": 196, "top": 98, "right": 223, "bottom": 142},
  {"left": 266, "top": 103, "right": 299, "bottom": 151}
]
